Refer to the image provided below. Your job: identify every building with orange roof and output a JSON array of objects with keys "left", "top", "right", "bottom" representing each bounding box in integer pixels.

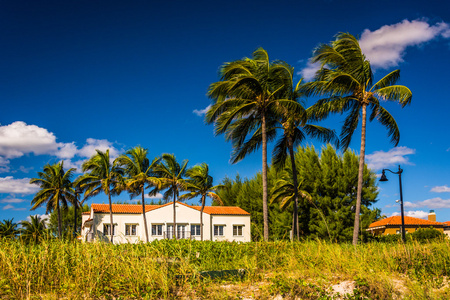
[
  {"left": 81, "top": 201, "right": 251, "bottom": 243},
  {"left": 367, "top": 210, "right": 448, "bottom": 236}
]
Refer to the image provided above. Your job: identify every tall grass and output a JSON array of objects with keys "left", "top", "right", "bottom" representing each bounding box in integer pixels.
[{"left": 1, "top": 239, "right": 450, "bottom": 299}]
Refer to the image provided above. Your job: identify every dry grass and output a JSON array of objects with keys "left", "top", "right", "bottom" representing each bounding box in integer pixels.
[{"left": 1, "top": 238, "right": 450, "bottom": 299}]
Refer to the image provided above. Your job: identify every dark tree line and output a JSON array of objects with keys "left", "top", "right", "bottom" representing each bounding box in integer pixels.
[{"left": 215, "top": 145, "right": 381, "bottom": 242}]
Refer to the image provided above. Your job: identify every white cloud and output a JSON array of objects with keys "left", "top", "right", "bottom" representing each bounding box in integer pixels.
[
  {"left": 193, "top": 105, "right": 211, "bottom": 117},
  {"left": 61, "top": 159, "right": 84, "bottom": 173},
  {"left": 297, "top": 61, "right": 321, "bottom": 81},
  {"left": 431, "top": 185, "right": 450, "bottom": 193},
  {"left": 404, "top": 197, "right": 450, "bottom": 209},
  {"left": 2, "top": 204, "right": 26, "bottom": 211},
  {"left": 391, "top": 210, "right": 429, "bottom": 219},
  {"left": 145, "top": 192, "right": 163, "bottom": 199},
  {"left": 26, "top": 214, "right": 49, "bottom": 224},
  {"left": 366, "top": 146, "right": 415, "bottom": 170},
  {"left": 0, "top": 156, "right": 10, "bottom": 173},
  {"left": 360, "top": 19, "right": 450, "bottom": 69},
  {"left": 0, "top": 121, "right": 59, "bottom": 158},
  {"left": 55, "top": 142, "right": 78, "bottom": 159},
  {"left": 0, "top": 122, "right": 80, "bottom": 165},
  {"left": 0, "top": 197, "right": 26, "bottom": 203},
  {"left": 78, "top": 138, "right": 119, "bottom": 158},
  {"left": 0, "top": 176, "right": 39, "bottom": 194},
  {"left": 0, "top": 122, "right": 120, "bottom": 171},
  {"left": 18, "top": 166, "right": 33, "bottom": 173}
]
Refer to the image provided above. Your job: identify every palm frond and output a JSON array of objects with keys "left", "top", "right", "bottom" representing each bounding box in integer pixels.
[
  {"left": 371, "top": 69, "right": 400, "bottom": 91},
  {"left": 374, "top": 85, "right": 412, "bottom": 107}
]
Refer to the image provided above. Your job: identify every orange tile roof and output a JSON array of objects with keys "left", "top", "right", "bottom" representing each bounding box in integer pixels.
[
  {"left": 369, "top": 216, "right": 445, "bottom": 228},
  {"left": 443, "top": 221, "right": 450, "bottom": 226},
  {"left": 181, "top": 202, "right": 250, "bottom": 215},
  {"left": 92, "top": 203, "right": 161, "bottom": 214},
  {"left": 81, "top": 211, "right": 90, "bottom": 215},
  {"left": 91, "top": 202, "right": 250, "bottom": 215}
]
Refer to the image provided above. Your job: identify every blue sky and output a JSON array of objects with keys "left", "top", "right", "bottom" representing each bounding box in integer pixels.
[{"left": 1, "top": 0, "right": 450, "bottom": 223}]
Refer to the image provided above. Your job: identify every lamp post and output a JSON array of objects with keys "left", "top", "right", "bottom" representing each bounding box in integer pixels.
[{"left": 379, "top": 165, "right": 405, "bottom": 242}]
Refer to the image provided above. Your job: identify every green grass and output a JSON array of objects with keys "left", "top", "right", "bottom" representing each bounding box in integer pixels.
[{"left": 1, "top": 239, "right": 450, "bottom": 299}]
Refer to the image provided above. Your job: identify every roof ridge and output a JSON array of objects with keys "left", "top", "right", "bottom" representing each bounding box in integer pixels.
[
  {"left": 90, "top": 202, "right": 250, "bottom": 215},
  {"left": 369, "top": 215, "right": 446, "bottom": 228}
]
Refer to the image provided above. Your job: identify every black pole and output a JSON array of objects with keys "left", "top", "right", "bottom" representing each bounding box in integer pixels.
[
  {"left": 397, "top": 166, "right": 406, "bottom": 242},
  {"left": 380, "top": 165, "right": 406, "bottom": 242}
]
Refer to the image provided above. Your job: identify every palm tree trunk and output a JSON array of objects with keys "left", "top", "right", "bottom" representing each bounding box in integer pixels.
[
  {"left": 200, "top": 195, "right": 205, "bottom": 241},
  {"left": 141, "top": 188, "right": 149, "bottom": 242},
  {"left": 108, "top": 192, "right": 114, "bottom": 243},
  {"left": 261, "top": 110, "right": 269, "bottom": 241},
  {"left": 352, "top": 103, "right": 367, "bottom": 246},
  {"left": 57, "top": 199, "right": 62, "bottom": 239},
  {"left": 73, "top": 198, "right": 77, "bottom": 238},
  {"left": 173, "top": 189, "right": 177, "bottom": 240},
  {"left": 288, "top": 138, "right": 299, "bottom": 240}
]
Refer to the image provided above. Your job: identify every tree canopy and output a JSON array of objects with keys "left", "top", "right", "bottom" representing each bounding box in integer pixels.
[{"left": 216, "top": 145, "right": 380, "bottom": 242}]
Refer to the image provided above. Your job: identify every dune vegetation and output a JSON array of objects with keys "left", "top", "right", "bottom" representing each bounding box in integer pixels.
[{"left": 1, "top": 238, "right": 450, "bottom": 299}]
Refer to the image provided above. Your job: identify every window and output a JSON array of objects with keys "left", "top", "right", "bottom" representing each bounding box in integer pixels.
[
  {"left": 214, "top": 225, "right": 224, "bottom": 236},
  {"left": 103, "top": 224, "right": 117, "bottom": 236},
  {"left": 191, "top": 225, "right": 201, "bottom": 236},
  {"left": 152, "top": 224, "right": 163, "bottom": 236},
  {"left": 125, "top": 224, "right": 137, "bottom": 236},
  {"left": 233, "top": 225, "right": 243, "bottom": 236},
  {"left": 177, "top": 225, "right": 186, "bottom": 239}
]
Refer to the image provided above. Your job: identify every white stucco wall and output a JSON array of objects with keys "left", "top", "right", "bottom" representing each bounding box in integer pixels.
[
  {"left": 81, "top": 203, "right": 251, "bottom": 243},
  {"left": 210, "top": 215, "right": 251, "bottom": 242},
  {"left": 146, "top": 203, "right": 211, "bottom": 241}
]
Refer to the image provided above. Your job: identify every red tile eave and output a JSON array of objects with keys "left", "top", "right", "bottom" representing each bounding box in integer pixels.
[
  {"left": 369, "top": 216, "right": 445, "bottom": 228},
  {"left": 179, "top": 202, "right": 250, "bottom": 215},
  {"left": 91, "top": 202, "right": 250, "bottom": 216}
]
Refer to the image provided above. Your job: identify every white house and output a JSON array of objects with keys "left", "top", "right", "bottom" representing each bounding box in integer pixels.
[{"left": 81, "top": 201, "right": 251, "bottom": 243}]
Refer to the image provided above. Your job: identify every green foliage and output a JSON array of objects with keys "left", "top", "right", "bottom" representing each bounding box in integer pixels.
[
  {"left": 20, "top": 215, "right": 51, "bottom": 244},
  {"left": 1, "top": 240, "right": 450, "bottom": 299},
  {"left": 217, "top": 145, "right": 380, "bottom": 242},
  {"left": 376, "top": 228, "right": 447, "bottom": 244},
  {"left": 179, "top": 163, "right": 224, "bottom": 240},
  {"left": 152, "top": 153, "right": 188, "bottom": 202},
  {"left": 303, "top": 32, "right": 412, "bottom": 245},
  {"left": 116, "top": 146, "right": 161, "bottom": 242},
  {"left": 410, "top": 228, "right": 447, "bottom": 243},
  {"left": 304, "top": 33, "right": 412, "bottom": 150},
  {"left": 206, "top": 48, "right": 304, "bottom": 241},
  {"left": 0, "top": 219, "right": 20, "bottom": 239},
  {"left": 29, "top": 161, "right": 76, "bottom": 238},
  {"left": 48, "top": 204, "right": 90, "bottom": 238}
]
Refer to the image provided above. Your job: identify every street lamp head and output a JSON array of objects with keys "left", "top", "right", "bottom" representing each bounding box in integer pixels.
[{"left": 379, "top": 170, "right": 388, "bottom": 182}]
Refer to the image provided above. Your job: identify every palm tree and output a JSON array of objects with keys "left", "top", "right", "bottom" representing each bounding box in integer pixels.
[
  {"left": 263, "top": 62, "right": 338, "bottom": 239},
  {"left": 69, "top": 179, "right": 85, "bottom": 238},
  {"left": 152, "top": 153, "right": 188, "bottom": 239},
  {"left": 206, "top": 48, "right": 302, "bottom": 241},
  {"left": 0, "top": 218, "right": 20, "bottom": 239},
  {"left": 179, "top": 163, "right": 223, "bottom": 241},
  {"left": 270, "top": 169, "right": 332, "bottom": 240},
  {"left": 20, "top": 215, "right": 48, "bottom": 244},
  {"left": 116, "top": 146, "right": 161, "bottom": 242},
  {"left": 303, "top": 32, "right": 412, "bottom": 245},
  {"left": 30, "top": 162, "right": 76, "bottom": 238},
  {"left": 270, "top": 170, "right": 312, "bottom": 237},
  {"left": 79, "top": 149, "right": 123, "bottom": 243}
]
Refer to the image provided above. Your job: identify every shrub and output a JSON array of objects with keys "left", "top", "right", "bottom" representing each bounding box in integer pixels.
[{"left": 410, "top": 228, "right": 446, "bottom": 243}]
